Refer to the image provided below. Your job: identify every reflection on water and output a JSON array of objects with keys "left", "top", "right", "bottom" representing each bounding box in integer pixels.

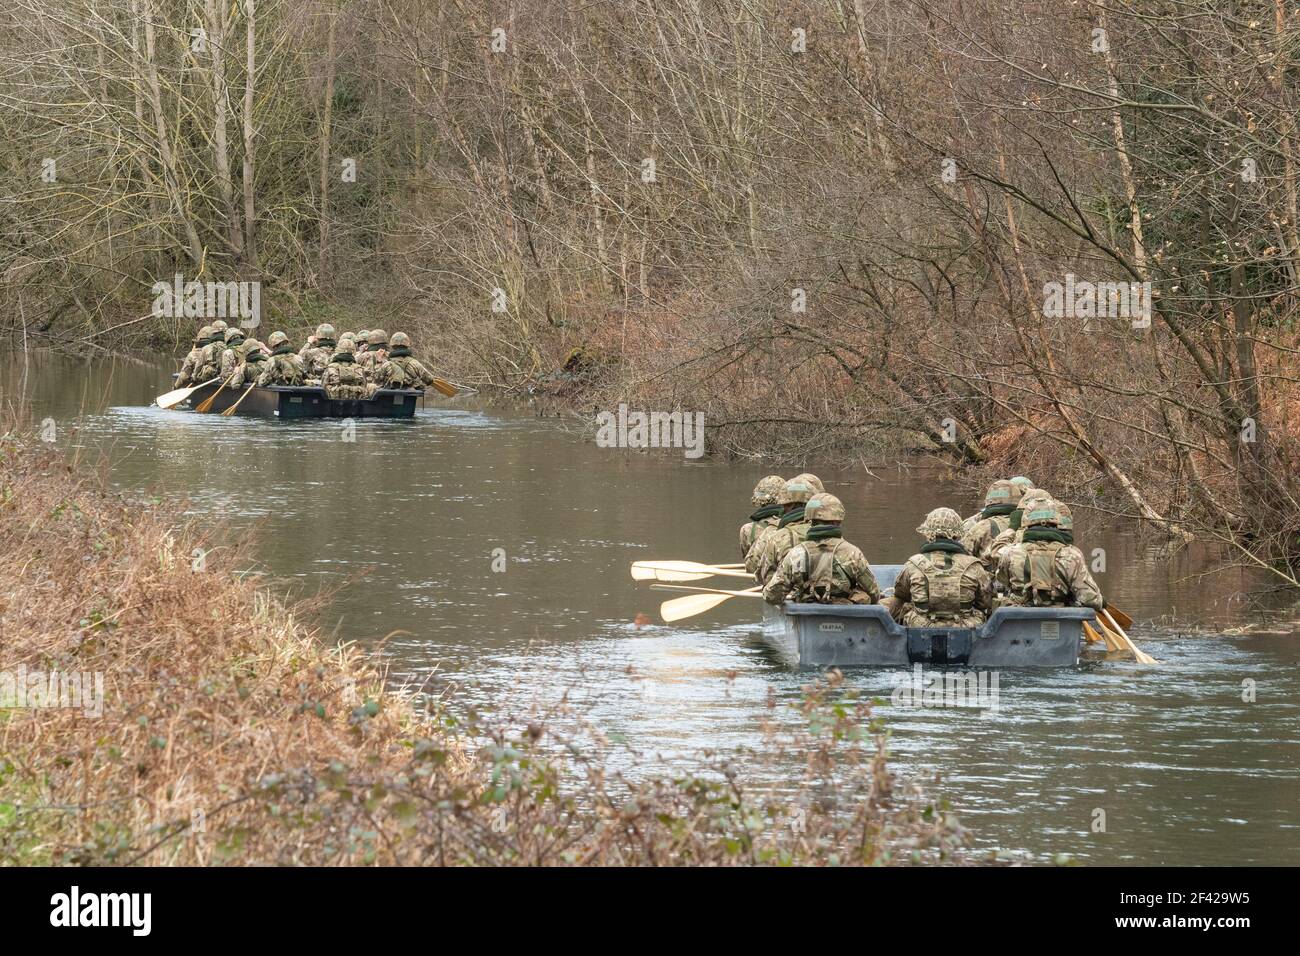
[{"left": 4, "top": 350, "right": 1299, "bottom": 864}]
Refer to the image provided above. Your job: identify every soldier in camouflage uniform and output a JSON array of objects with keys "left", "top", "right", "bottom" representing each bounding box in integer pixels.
[
  {"left": 176, "top": 325, "right": 214, "bottom": 386},
  {"left": 195, "top": 321, "right": 228, "bottom": 381},
  {"left": 884, "top": 507, "right": 993, "bottom": 628},
  {"left": 256, "top": 331, "right": 306, "bottom": 387},
  {"left": 375, "top": 332, "right": 437, "bottom": 390},
  {"left": 354, "top": 331, "right": 370, "bottom": 355},
  {"left": 749, "top": 476, "right": 818, "bottom": 582},
  {"left": 738, "top": 475, "right": 785, "bottom": 558},
  {"left": 218, "top": 327, "right": 248, "bottom": 379},
  {"left": 962, "top": 479, "right": 1025, "bottom": 568},
  {"left": 229, "top": 340, "right": 269, "bottom": 387},
  {"left": 299, "top": 323, "right": 338, "bottom": 382},
  {"left": 356, "top": 329, "right": 389, "bottom": 381},
  {"left": 764, "top": 494, "right": 880, "bottom": 606},
  {"left": 998, "top": 500, "right": 1103, "bottom": 610},
  {"left": 321, "top": 338, "right": 369, "bottom": 399},
  {"left": 986, "top": 487, "right": 1054, "bottom": 563}
]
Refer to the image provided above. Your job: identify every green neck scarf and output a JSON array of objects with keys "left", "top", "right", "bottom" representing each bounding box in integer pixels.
[
  {"left": 389, "top": 346, "right": 412, "bottom": 357},
  {"left": 332, "top": 352, "right": 355, "bottom": 364},
  {"left": 1009, "top": 508, "right": 1023, "bottom": 530},
  {"left": 271, "top": 344, "right": 294, "bottom": 357},
  {"left": 806, "top": 524, "right": 842, "bottom": 541},
  {"left": 778, "top": 506, "right": 806, "bottom": 528},
  {"left": 1023, "top": 527, "right": 1073, "bottom": 545},
  {"left": 981, "top": 503, "right": 1016, "bottom": 519},
  {"left": 749, "top": 503, "right": 782, "bottom": 522},
  {"left": 921, "top": 539, "right": 967, "bottom": 555},
  {"left": 317, "top": 338, "right": 336, "bottom": 349},
  {"left": 244, "top": 351, "right": 266, "bottom": 363}
]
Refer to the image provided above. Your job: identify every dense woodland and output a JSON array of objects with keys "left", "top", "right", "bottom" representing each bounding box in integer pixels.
[{"left": 2, "top": 0, "right": 1300, "bottom": 582}]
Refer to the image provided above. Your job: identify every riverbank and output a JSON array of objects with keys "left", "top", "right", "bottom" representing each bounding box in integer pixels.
[{"left": 0, "top": 427, "right": 972, "bottom": 866}]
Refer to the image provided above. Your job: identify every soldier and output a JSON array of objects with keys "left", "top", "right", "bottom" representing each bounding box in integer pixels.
[
  {"left": 998, "top": 500, "right": 1103, "bottom": 610},
  {"left": 739, "top": 475, "right": 785, "bottom": 558},
  {"left": 884, "top": 508, "right": 993, "bottom": 628},
  {"left": 299, "top": 323, "right": 337, "bottom": 381},
  {"left": 375, "top": 332, "right": 437, "bottom": 390},
  {"left": 256, "top": 331, "right": 306, "bottom": 387},
  {"left": 320, "top": 339, "right": 369, "bottom": 399},
  {"left": 357, "top": 329, "right": 389, "bottom": 380},
  {"left": 764, "top": 494, "right": 880, "bottom": 606},
  {"left": 744, "top": 472, "right": 824, "bottom": 569},
  {"left": 175, "top": 325, "right": 214, "bottom": 386},
  {"left": 748, "top": 476, "right": 818, "bottom": 582},
  {"left": 962, "top": 479, "right": 1024, "bottom": 568},
  {"left": 229, "top": 340, "right": 269, "bottom": 388},
  {"left": 219, "top": 327, "right": 248, "bottom": 378},
  {"left": 354, "top": 330, "right": 370, "bottom": 355},
  {"left": 196, "top": 321, "right": 228, "bottom": 381}
]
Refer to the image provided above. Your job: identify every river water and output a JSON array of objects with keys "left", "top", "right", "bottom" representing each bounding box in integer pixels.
[{"left": 4, "top": 350, "right": 1299, "bottom": 865}]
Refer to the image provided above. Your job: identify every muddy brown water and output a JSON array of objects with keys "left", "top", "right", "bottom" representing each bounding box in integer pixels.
[{"left": 5, "top": 350, "right": 1299, "bottom": 864}]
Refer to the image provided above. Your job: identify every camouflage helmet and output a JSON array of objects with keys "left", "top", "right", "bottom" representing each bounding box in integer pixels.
[
  {"left": 778, "top": 477, "right": 817, "bottom": 506},
  {"left": 917, "top": 507, "right": 965, "bottom": 541},
  {"left": 983, "top": 478, "right": 1022, "bottom": 507},
  {"left": 1019, "top": 488, "right": 1053, "bottom": 511},
  {"left": 334, "top": 338, "right": 355, "bottom": 355},
  {"left": 224, "top": 327, "right": 245, "bottom": 344},
  {"left": 750, "top": 475, "right": 786, "bottom": 508},
  {"left": 242, "top": 339, "right": 265, "bottom": 357},
  {"left": 1056, "top": 502, "right": 1073, "bottom": 531},
  {"left": 337, "top": 333, "right": 355, "bottom": 349},
  {"left": 356, "top": 330, "right": 370, "bottom": 343},
  {"left": 390, "top": 332, "right": 411, "bottom": 348},
  {"left": 805, "top": 493, "right": 846, "bottom": 523},
  {"left": 792, "top": 472, "right": 825, "bottom": 494},
  {"left": 315, "top": 323, "right": 335, "bottom": 340},
  {"left": 1010, "top": 476, "right": 1035, "bottom": 490},
  {"left": 1023, "top": 500, "right": 1060, "bottom": 528},
  {"left": 197, "top": 324, "right": 214, "bottom": 342},
  {"left": 368, "top": 329, "right": 388, "bottom": 347},
  {"left": 267, "top": 331, "right": 289, "bottom": 348},
  {"left": 210, "top": 319, "right": 228, "bottom": 334}
]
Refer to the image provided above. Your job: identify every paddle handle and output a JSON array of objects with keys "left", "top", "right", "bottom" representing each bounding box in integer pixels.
[{"left": 1100, "top": 608, "right": 1157, "bottom": 664}]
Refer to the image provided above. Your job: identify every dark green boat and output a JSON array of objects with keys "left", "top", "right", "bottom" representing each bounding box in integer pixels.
[{"left": 175, "top": 379, "right": 422, "bottom": 419}]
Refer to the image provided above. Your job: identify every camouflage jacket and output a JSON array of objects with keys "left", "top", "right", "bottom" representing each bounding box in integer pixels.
[
  {"left": 321, "top": 357, "right": 368, "bottom": 399},
  {"left": 300, "top": 341, "right": 337, "bottom": 380},
  {"left": 889, "top": 547, "right": 993, "bottom": 628},
  {"left": 961, "top": 506, "right": 1017, "bottom": 568},
  {"left": 256, "top": 348, "right": 306, "bottom": 387},
  {"left": 230, "top": 354, "right": 269, "bottom": 388},
  {"left": 196, "top": 341, "right": 225, "bottom": 381},
  {"left": 738, "top": 513, "right": 780, "bottom": 559},
  {"left": 357, "top": 348, "right": 388, "bottom": 381},
  {"left": 764, "top": 536, "right": 880, "bottom": 606},
  {"left": 752, "top": 517, "right": 813, "bottom": 583},
  {"left": 219, "top": 344, "right": 249, "bottom": 379},
  {"left": 997, "top": 537, "right": 1103, "bottom": 610},
  {"left": 377, "top": 352, "right": 436, "bottom": 390},
  {"left": 176, "top": 344, "right": 206, "bottom": 386}
]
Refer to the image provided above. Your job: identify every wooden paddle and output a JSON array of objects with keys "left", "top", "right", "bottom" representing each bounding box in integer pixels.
[
  {"left": 1083, "top": 619, "right": 1124, "bottom": 653},
  {"left": 1105, "top": 603, "right": 1133, "bottom": 630},
  {"left": 195, "top": 370, "right": 238, "bottom": 413},
  {"left": 221, "top": 384, "right": 257, "bottom": 416},
  {"left": 631, "top": 560, "right": 754, "bottom": 582},
  {"left": 430, "top": 378, "right": 458, "bottom": 397},
  {"left": 1100, "top": 607, "right": 1158, "bottom": 664},
  {"left": 658, "top": 585, "right": 764, "bottom": 623},
  {"left": 155, "top": 377, "right": 219, "bottom": 410}
]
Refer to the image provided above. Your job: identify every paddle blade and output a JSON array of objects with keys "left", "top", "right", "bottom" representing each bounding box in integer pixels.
[
  {"left": 430, "top": 378, "right": 458, "bottom": 397},
  {"left": 631, "top": 566, "right": 714, "bottom": 582},
  {"left": 660, "top": 591, "right": 735, "bottom": 623},
  {"left": 156, "top": 385, "right": 198, "bottom": 409}
]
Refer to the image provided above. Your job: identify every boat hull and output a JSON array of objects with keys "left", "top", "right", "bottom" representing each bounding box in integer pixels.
[
  {"left": 760, "top": 564, "right": 1091, "bottom": 669},
  {"left": 177, "top": 381, "right": 421, "bottom": 419}
]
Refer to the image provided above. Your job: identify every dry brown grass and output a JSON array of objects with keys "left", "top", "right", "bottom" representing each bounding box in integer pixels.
[{"left": 0, "top": 430, "right": 974, "bottom": 866}]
